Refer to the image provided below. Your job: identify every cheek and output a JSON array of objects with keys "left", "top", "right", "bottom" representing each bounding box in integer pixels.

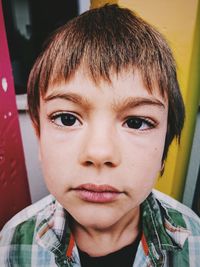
[
  {"left": 144, "top": 147, "right": 163, "bottom": 179},
  {"left": 125, "top": 139, "right": 164, "bottom": 171},
  {"left": 123, "top": 156, "right": 160, "bottom": 206},
  {"left": 123, "top": 141, "right": 164, "bottom": 196},
  {"left": 39, "top": 140, "right": 68, "bottom": 192}
]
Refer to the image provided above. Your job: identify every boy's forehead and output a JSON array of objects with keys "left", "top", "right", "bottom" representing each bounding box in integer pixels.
[{"left": 44, "top": 67, "right": 168, "bottom": 106}]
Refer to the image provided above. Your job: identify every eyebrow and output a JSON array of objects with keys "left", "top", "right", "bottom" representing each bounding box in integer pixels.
[
  {"left": 43, "top": 92, "right": 166, "bottom": 111},
  {"left": 43, "top": 92, "right": 92, "bottom": 110},
  {"left": 112, "top": 97, "right": 166, "bottom": 112}
]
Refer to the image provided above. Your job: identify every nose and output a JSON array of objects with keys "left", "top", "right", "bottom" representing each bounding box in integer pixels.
[{"left": 79, "top": 125, "right": 121, "bottom": 168}]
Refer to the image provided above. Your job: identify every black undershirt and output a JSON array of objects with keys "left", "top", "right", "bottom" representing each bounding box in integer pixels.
[{"left": 78, "top": 234, "right": 141, "bottom": 267}]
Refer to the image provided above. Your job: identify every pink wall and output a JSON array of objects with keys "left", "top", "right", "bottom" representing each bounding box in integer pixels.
[{"left": 0, "top": 1, "right": 31, "bottom": 229}]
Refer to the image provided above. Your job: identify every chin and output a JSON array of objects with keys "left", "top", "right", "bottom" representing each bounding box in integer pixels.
[
  {"left": 69, "top": 206, "right": 121, "bottom": 230},
  {"left": 77, "top": 217, "right": 118, "bottom": 231}
]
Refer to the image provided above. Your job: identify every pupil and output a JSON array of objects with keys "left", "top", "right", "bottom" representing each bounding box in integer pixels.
[
  {"left": 127, "top": 118, "right": 142, "bottom": 129},
  {"left": 61, "top": 114, "right": 76, "bottom": 126}
]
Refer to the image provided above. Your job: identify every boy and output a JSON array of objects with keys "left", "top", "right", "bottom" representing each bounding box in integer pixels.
[{"left": 1, "top": 4, "right": 200, "bottom": 267}]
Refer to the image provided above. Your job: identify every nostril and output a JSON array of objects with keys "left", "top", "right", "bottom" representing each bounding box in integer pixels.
[
  {"left": 105, "top": 161, "right": 115, "bottom": 167},
  {"left": 79, "top": 141, "right": 121, "bottom": 168},
  {"left": 82, "top": 160, "right": 115, "bottom": 168},
  {"left": 84, "top": 161, "right": 93, "bottom": 167}
]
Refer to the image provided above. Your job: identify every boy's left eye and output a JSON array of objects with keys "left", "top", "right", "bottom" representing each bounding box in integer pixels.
[
  {"left": 50, "top": 112, "right": 81, "bottom": 127},
  {"left": 123, "top": 117, "right": 155, "bottom": 130}
]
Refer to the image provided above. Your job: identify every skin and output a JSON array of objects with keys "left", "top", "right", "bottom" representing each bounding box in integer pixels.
[{"left": 38, "top": 67, "right": 168, "bottom": 256}]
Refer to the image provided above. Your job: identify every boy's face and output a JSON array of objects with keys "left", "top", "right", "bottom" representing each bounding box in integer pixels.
[{"left": 39, "top": 68, "right": 168, "bottom": 230}]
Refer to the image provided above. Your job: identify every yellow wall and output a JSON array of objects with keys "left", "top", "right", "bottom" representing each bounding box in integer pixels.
[
  {"left": 91, "top": 0, "right": 118, "bottom": 7},
  {"left": 91, "top": 0, "right": 200, "bottom": 200}
]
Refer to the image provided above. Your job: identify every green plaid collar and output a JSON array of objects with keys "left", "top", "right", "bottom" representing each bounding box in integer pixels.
[
  {"left": 35, "top": 200, "right": 74, "bottom": 266},
  {"left": 141, "top": 192, "right": 190, "bottom": 266}
]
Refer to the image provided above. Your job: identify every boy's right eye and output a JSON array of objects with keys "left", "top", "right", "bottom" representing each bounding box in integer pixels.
[{"left": 50, "top": 112, "right": 81, "bottom": 127}]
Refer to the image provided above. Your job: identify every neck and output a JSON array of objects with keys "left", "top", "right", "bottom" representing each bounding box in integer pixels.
[{"left": 71, "top": 206, "right": 140, "bottom": 257}]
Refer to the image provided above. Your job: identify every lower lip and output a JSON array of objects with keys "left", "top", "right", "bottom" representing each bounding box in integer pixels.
[{"left": 75, "top": 189, "right": 120, "bottom": 203}]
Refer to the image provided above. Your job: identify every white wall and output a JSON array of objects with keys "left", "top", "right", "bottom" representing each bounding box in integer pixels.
[
  {"left": 17, "top": 95, "right": 49, "bottom": 203},
  {"left": 78, "top": 0, "right": 90, "bottom": 14}
]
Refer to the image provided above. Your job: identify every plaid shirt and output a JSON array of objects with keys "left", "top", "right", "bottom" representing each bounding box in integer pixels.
[{"left": 0, "top": 190, "right": 200, "bottom": 267}]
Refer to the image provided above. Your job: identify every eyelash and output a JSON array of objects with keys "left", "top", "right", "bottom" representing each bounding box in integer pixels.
[
  {"left": 49, "top": 112, "right": 81, "bottom": 127},
  {"left": 49, "top": 112, "right": 156, "bottom": 131},
  {"left": 123, "top": 116, "right": 156, "bottom": 131}
]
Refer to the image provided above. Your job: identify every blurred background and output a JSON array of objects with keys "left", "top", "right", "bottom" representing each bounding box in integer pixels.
[{"left": 0, "top": 0, "right": 200, "bottom": 229}]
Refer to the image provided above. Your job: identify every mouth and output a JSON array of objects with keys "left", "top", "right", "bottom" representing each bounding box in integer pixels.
[{"left": 73, "top": 183, "right": 122, "bottom": 203}]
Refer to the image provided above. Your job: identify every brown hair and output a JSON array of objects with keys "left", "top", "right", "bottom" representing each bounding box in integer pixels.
[{"left": 27, "top": 4, "right": 185, "bottom": 162}]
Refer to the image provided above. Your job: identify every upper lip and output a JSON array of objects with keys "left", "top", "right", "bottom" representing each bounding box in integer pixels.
[{"left": 74, "top": 183, "right": 120, "bottom": 193}]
